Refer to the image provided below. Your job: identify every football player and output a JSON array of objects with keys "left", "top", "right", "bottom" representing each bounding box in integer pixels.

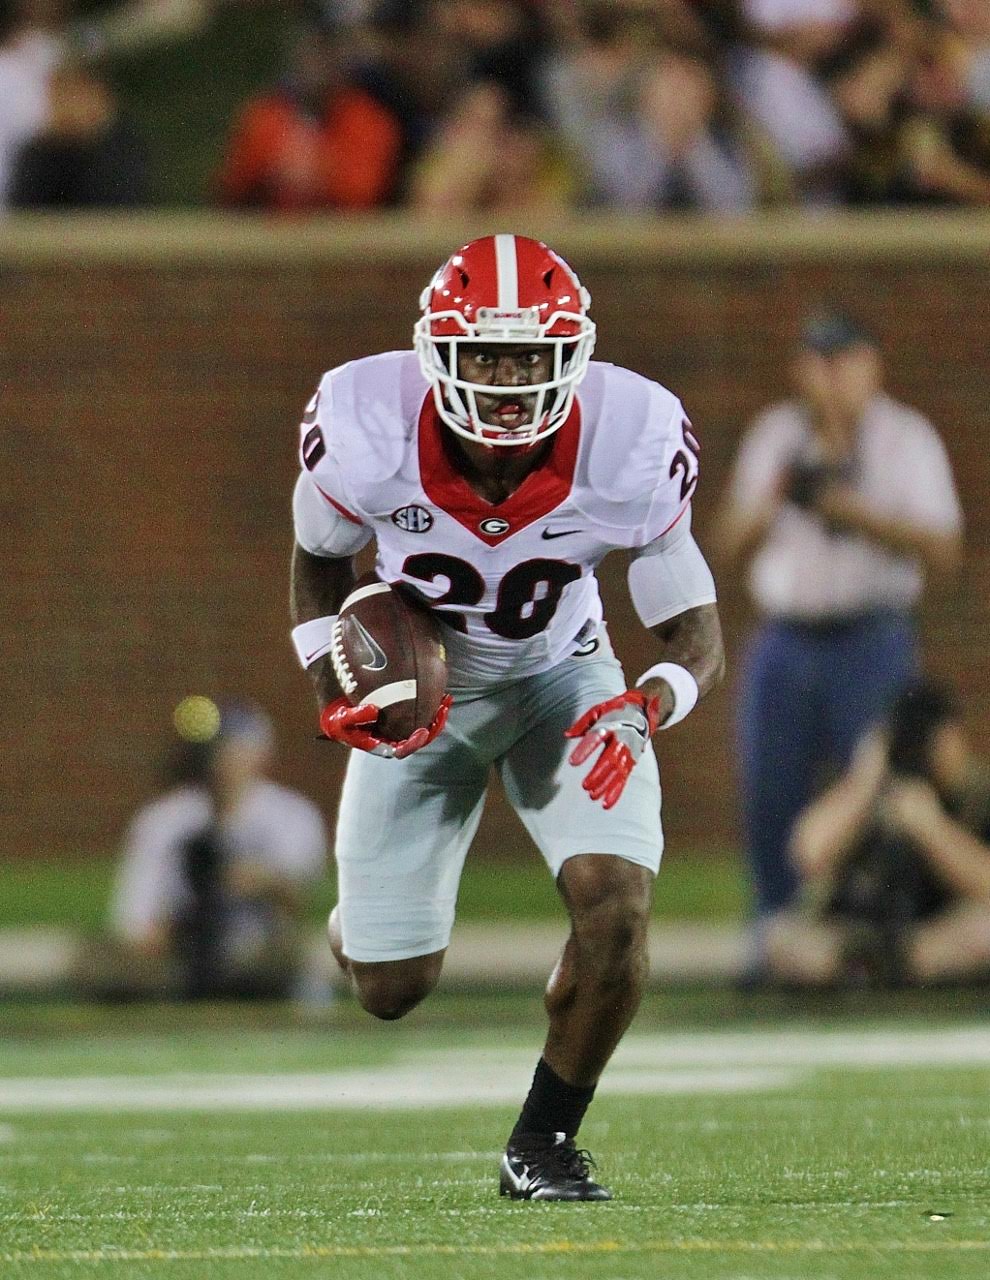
[{"left": 290, "top": 234, "right": 724, "bottom": 1201}]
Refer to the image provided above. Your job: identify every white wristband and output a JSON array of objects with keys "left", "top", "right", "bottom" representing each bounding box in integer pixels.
[
  {"left": 636, "top": 662, "right": 699, "bottom": 729},
  {"left": 291, "top": 615, "right": 339, "bottom": 669}
]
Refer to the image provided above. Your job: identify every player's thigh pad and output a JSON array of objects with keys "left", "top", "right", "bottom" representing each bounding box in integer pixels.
[
  {"left": 500, "top": 633, "right": 663, "bottom": 877},
  {"left": 333, "top": 701, "right": 497, "bottom": 963}
]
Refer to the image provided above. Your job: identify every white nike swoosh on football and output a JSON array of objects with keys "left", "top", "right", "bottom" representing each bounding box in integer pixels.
[{"left": 350, "top": 618, "right": 388, "bottom": 671}]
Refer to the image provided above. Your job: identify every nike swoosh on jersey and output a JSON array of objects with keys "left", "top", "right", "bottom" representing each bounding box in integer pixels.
[{"left": 541, "top": 527, "right": 580, "bottom": 540}]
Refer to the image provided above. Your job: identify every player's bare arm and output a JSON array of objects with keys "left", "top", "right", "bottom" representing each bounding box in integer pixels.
[
  {"left": 568, "top": 510, "right": 721, "bottom": 809},
  {"left": 289, "top": 542, "right": 356, "bottom": 707},
  {"left": 641, "top": 602, "right": 725, "bottom": 724}
]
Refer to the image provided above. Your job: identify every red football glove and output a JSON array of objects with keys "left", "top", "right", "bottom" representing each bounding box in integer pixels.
[
  {"left": 319, "top": 695, "right": 452, "bottom": 760},
  {"left": 565, "top": 690, "right": 661, "bottom": 809}
]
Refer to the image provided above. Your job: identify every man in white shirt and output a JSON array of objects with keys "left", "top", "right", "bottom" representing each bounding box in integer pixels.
[
  {"left": 714, "top": 311, "right": 962, "bottom": 964},
  {"left": 110, "top": 698, "right": 328, "bottom": 999}
]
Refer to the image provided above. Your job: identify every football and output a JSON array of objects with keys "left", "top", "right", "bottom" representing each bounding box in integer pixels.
[{"left": 330, "top": 575, "right": 448, "bottom": 742}]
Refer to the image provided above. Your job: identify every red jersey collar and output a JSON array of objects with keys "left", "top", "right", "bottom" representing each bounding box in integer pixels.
[{"left": 417, "top": 395, "right": 581, "bottom": 546}]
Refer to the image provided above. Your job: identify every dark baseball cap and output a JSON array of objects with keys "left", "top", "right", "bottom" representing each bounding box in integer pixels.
[{"left": 800, "top": 309, "right": 874, "bottom": 355}]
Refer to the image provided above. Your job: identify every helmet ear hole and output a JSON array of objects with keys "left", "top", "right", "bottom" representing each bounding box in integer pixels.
[
  {"left": 543, "top": 268, "right": 555, "bottom": 287},
  {"left": 458, "top": 269, "right": 470, "bottom": 288}
]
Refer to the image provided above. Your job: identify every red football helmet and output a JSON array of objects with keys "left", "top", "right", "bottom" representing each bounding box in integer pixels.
[{"left": 414, "top": 233, "right": 596, "bottom": 446}]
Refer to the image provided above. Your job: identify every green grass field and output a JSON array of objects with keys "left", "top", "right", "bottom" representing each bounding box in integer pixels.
[
  {"left": 1, "top": 855, "right": 747, "bottom": 931},
  {"left": 1, "top": 995, "right": 988, "bottom": 1280}
]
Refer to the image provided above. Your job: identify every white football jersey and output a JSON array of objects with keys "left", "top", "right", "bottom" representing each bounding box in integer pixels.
[{"left": 294, "top": 352, "right": 698, "bottom": 687}]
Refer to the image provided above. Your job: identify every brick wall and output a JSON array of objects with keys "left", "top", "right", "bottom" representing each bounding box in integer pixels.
[{"left": 2, "top": 215, "right": 986, "bottom": 864}]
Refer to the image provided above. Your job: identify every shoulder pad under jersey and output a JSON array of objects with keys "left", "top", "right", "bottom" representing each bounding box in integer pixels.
[
  {"left": 308, "top": 351, "right": 427, "bottom": 493},
  {"left": 572, "top": 362, "right": 689, "bottom": 531}
]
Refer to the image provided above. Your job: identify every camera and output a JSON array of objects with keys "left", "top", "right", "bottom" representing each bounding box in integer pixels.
[
  {"left": 783, "top": 457, "right": 854, "bottom": 510},
  {"left": 886, "top": 680, "right": 958, "bottom": 779}
]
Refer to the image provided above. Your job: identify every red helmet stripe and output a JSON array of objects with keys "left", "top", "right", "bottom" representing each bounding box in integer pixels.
[{"left": 494, "top": 233, "right": 519, "bottom": 311}]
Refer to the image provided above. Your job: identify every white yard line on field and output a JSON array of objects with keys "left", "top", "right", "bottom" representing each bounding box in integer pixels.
[
  {"left": 0, "top": 1067, "right": 795, "bottom": 1112},
  {"left": 0, "top": 1024, "right": 987, "bottom": 1113}
]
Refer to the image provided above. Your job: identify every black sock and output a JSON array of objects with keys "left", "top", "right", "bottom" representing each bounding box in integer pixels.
[{"left": 510, "top": 1058, "right": 596, "bottom": 1143}]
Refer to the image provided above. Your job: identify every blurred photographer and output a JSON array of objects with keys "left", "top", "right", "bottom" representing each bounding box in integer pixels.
[
  {"left": 96, "top": 697, "right": 327, "bottom": 1001},
  {"left": 713, "top": 311, "right": 962, "bottom": 970},
  {"left": 767, "top": 679, "right": 990, "bottom": 986}
]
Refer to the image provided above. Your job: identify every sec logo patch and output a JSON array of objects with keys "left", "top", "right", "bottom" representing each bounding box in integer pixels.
[
  {"left": 392, "top": 505, "right": 434, "bottom": 533},
  {"left": 479, "top": 517, "right": 510, "bottom": 536}
]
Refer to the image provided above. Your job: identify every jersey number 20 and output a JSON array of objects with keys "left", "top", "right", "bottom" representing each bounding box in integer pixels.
[{"left": 402, "top": 554, "right": 580, "bottom": 640}]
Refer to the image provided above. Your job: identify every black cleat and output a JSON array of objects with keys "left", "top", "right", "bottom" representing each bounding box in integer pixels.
[{"left": 499, "top": 1131, "right": 612, "bottom": 1201}]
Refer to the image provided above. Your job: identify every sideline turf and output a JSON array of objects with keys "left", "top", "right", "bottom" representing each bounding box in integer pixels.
[
  {"left": 1, "top": 1004, "right": 987, "bottom": 1279},
  {"left": 1, "top": 853, "right": 746, "bottom": 931}
]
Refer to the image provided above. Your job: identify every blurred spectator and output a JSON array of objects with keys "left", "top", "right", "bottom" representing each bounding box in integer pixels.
[
  {"left": 541, "top": 0, "right": 727, "bottom": 59},
  {"left": 767, "top": 679, "right": 990, "bottom": 987},
  {"left": 409, "top": 79, "right": 572, "bottom": 215},
  {"left": 821, "top": 18, "right": 919, "bottom": 205},
  {"left": 731, "top": 0, "right": 858, "bottom": 204},
  {"left": 543, "top": 4, "right": 767, "bottom": 210},
  {"left": 939, "top": 0, "right": 990, "bottom": 111},
  {"left": 898, "top": 10, "right": 990, "bottom": 206},
  {"left": 712, "top": 310, "right": 963, "bottom": 967},
  {"left": 0, "top": 0, "right": 64, "bottom": 209},
  {"left": 215, "top": 21, "right": 401, "bottom": 211},
  {"left": 353, "top": 2, "right": 469, "bottom": 198},
  {"left": 597, "top": 50, "right": 764, "bottom": 211},
  {"left": 429, "top": 0, "right": 549, "bottom": 114},
  {"left": 10, "top": 61, "right": 148, "bottom": 206},
  {"left": 541, "top": 0, "right": 654, "bottom": 168},
  {"left": 0, "top": 0, "right": 212, "bottom": 212},
  {"left": 102, "top": 697, "right": 327, "bottom": 1000}
]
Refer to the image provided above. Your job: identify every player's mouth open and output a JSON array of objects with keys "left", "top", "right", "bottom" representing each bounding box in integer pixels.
[{"left": 490, "top": 400, "right": 532, "bottom": 428}]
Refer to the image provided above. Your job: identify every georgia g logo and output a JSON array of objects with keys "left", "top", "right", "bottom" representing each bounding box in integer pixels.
[{"left": 392, "top": 505, "right": 434, "bottom": 533}]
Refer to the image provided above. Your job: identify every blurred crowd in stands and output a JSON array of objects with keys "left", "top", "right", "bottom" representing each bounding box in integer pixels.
[{"left": 3, "top": 0, "right": 990, "bottom": 214}]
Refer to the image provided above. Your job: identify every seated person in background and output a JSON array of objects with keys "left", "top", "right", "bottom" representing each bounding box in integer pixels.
[
  {"left": 10, "top": 61, "right": 148, "bottom": 207},
  {"left": 352, "top": 3, "right": 469, "bottom": 201},
  {"left": 617, "top": 49, "right": 762, "bottom": 212},
  {"left": 545, "top": 9, "right": 762, "bottom": 212},
  {"left": 215, "top": 20, "right": 400, "bottom": 212},
  {"left": 732, "top": 0, "right": 859, "bottom": 204},
  {"left": 0, "top": 0, "right": 209, "bottom": 213},
  {"left": 767, "top": 680, "right": 990, "bottom": 988},
  {"left": 106, "top": 697, "right": 327, "bottom": 1000},
  {"left": 408, "top": 79, "right": 572, "bottom": 215},
  {"left": 939, "top": 0, "right": 990, "bottom": 112}
]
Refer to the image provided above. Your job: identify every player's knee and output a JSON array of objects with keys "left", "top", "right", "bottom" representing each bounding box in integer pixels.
[
  {"left": 356, "top": 985, "right": 423, "bottom": 1021},
  {"left": 561, "top": 856, "right": 652, "bottom": 932},
  {"left": 560, "top": 857, "right": 653, "bottom": 983},
  {"left": 350, "top": 956, "right": 442, "bottom": 1021}
]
